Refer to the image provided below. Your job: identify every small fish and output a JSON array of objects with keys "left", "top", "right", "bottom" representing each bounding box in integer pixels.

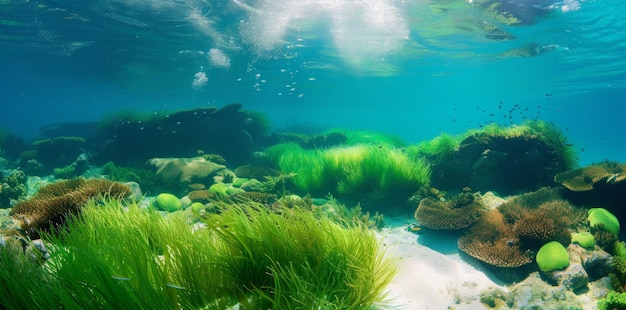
[
  {"left": 111, "top": 276, "right": 131, "bottom": 281},
  {"left": 407, "top": 223, "right": 423, "bottom": 234},
  {"left": 607, "top": 174, "right": 619, "bottom": 184}
]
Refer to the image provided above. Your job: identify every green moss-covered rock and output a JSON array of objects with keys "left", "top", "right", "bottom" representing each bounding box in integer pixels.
[
  {"left": 189, "top": 202, "right": 206, "bottom": 213},
  {"left": 589, "top": 208, "right": 620, "bottom": 236},
  {"left": 536, "top": 241, "right": 569, "bottom": 272},
  {"left": 208, "top": 183, "right": 229, "bottom": 196},
  {"left": 232, "top": 178, "right": 249, "bottom": 188},
  {"left": 572, "top": 232, "right": 595, "bottom": 249},
  {"left": 152, "top": 193, "right": 182, "bottom": 212}
]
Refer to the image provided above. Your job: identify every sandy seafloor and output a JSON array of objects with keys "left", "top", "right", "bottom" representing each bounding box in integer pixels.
[{"left": 377, "top": 216, "right": 599, "bottom": 310}]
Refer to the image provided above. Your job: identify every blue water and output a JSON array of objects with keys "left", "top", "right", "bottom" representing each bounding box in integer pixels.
[{"left": 1, "top": 0, "right": 625, "bottom": 165}]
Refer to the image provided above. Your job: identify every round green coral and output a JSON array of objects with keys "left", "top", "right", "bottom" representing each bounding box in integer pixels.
[
  {"left": 536, "top": 241, "right": 569, "bottom": 272},
  {"left": 153, "top": 193, "right": 182, "bottom": 212},
  {"left": 589, "top": 208, "right": 620, "bottom": 235},
  {"left": 572, "top": 232, "right": 595, "bottom": 249}
]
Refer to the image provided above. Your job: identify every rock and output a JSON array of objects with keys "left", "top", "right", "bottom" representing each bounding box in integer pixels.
[
  {"left": 540, "top": 243, "right": 612, "bottom": 291},
  {"left": 588, "top": 276, "right": 613, "bottom": 300},
  {"left": 124, "top": 182, "right": 143, "bottom": 201},
  {"left": 540, "top": 244, "right": 588, "bottom": 291},
  {"left": 149, "top": 157, "right": 226, "bottom": 186},
  {"left": 506, "top": 272, "right": 584, "bottom": 310},
  {"left": 579, "top": 246, "right": 613, "bottom": 280},
  {"left": 240, "top": 179, "right": 264, "bottom": 192}
]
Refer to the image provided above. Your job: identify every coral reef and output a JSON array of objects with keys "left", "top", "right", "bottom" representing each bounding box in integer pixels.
[
  {"left": 555, "top": 161, "right": 626, "bottom": 221},
  {"left": 458, "top": 209, "right": 533, "bottom": 268},
  {"left": 9, "top": 178, "right": 131, "bottom": 238},
  {"left": 554, "top": 161, "right": 626, "bottom": 192},
  {"left": 0, "top": 170, "right": 27, "bottom": 209},
  {"left": 498, "top": 188, "right": 585, "bottom": 247},
  {"left": 457, "top": 188, "right": 587, "bottom": 282},
  {"left": 412, "top": 121, "right": 576, "bottom": 195},
  {"left": 414, "top": 192, "right": 487, "bottom": 230}
]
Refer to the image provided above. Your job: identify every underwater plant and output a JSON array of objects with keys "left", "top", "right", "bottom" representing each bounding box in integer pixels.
[
  {"left": 406, "top": 132, "right": 460, "bottom": 163},
  {"left": 0, "top": 197, "right": 395, "bottom": 309},
  {"left": 324, "top": 128, "right": 406, "bottom": 147},
  {"left": 205, "top": 200, "right": 396, "bottom": 308},
  {"left": 269, "top": 143, "right": 431, "bottom": 204}
]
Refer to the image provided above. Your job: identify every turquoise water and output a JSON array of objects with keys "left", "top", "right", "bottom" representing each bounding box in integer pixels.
[{"left": 1, "top": 0, "right": 625, "bottom": 165}]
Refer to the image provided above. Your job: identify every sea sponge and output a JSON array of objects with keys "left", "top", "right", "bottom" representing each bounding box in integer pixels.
[
  {"left": 589, "top": 208, "right": 620, "bottom": 236},
  {"left": 536, "top": 241, "right": 570, "bottom": 272},
  {"left": 152, "top": 193, "right": 182, "bottom": 212},
  {"left": 9, "top": 178, "right": 131, "bottom": 238}
]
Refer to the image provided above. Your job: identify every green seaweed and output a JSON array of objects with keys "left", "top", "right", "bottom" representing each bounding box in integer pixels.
[
  {"left": 407, "top": 132, "right": 460, "bottom": 162},
  {"left": 0, "top": 197, "right": 395, "bottom": 309},
  {"left": 325, "top": 128, "right": 406, "bottom": 147},
  {"left": 269, "top": 143, "right": 430, "bottom": 202}
]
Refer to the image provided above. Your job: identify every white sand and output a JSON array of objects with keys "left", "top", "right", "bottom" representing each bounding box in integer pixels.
[{"left": 378, "top": 216, "right": 507, "bottom": 310}]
